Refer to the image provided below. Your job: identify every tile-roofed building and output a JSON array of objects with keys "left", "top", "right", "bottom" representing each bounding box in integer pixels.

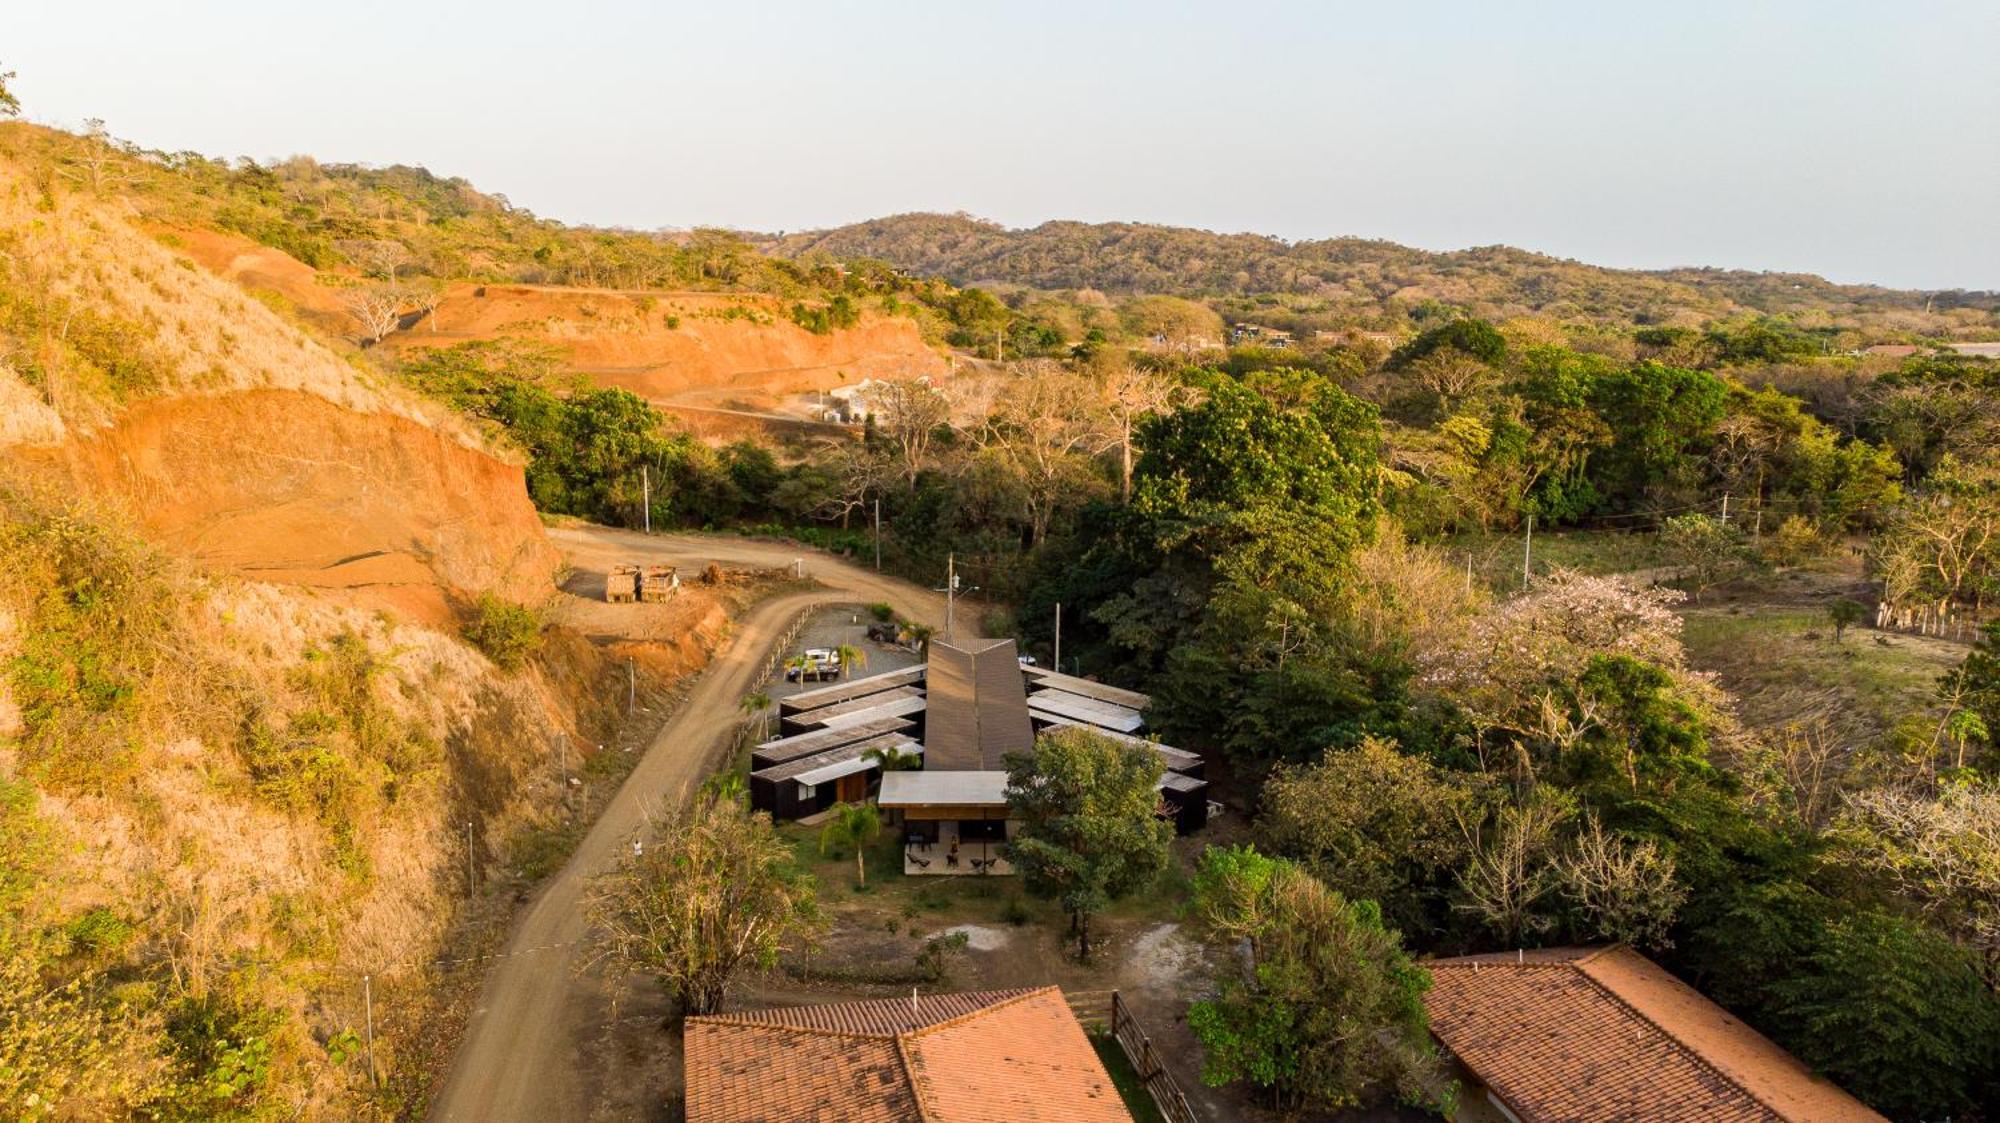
[
  {"left": 1423, "top": 946, "right": 1886, "bottom": 1123},
  {"left": 683, "top": 986, "right": 1132, "bottom": 1122}
]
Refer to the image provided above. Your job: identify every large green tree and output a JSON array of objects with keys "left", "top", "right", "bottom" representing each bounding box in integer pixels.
[
  {"left": 1185, "top": 846, "right": 1451, "bottom": 1115},
  {"left": 1001, "top": 726, "right": 1172, "bottom": 959},
  {"left": 587, "top": 795, "right": 821, "bottom": 1016}
]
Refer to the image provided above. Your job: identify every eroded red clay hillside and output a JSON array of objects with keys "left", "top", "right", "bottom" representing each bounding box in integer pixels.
[{"left": 0, "top": 170, "right": 557, "bottom": 622}]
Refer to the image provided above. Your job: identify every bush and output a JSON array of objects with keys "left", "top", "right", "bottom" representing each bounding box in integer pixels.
[
  {"left": 867, "top": 603, "right": 895, "bottom": 623},
  {"left": 462, "top": 594, "right": 544, "bottom": 671}
]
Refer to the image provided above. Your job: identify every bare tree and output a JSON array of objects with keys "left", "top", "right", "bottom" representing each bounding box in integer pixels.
[
  {"left": 1454, "top": 794, "right": 1568, "bottom": 944},
  {"left": 1555, "top": 814, "right": 1686, "bottom": 949},
  {"left": 1842, "top": 785, "right": 2000, "bottom": 983},
  {"left": 57, "top": 119, "right": 132, "bottom": 195},
  {"left": 410, "top": 280, "right": 448, "bottom": 332},
  {"left": 335, "top": 238, "right": 412, "bottom": 285},
  {"left": 858, "top": 377, "right": 953, "bottom": 488},
  {"left": 775, "top": 438, "right": 892, "bottom": 528},
  {"left": 342, "top": 284, "right": 406, "bottom": 346},
  {"left": 977, "top": 361, "right": 1114, "bottom": 546},
  {"left": 1091, "top": 354, "right": 1181, "bottom": 502},
  {"left": 1407, "top": 347, "right": 1497, "bottom": 412},
  {"left": 1773, "top": 719, "right": 1846, "bottom": 830}
]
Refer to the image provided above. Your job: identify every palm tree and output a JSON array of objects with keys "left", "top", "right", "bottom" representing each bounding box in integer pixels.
[
  {"left": 818, "top": 801, "right": 883, "bottom": 888},
  {"left": 862, "top": 743, "right": 920, "bottom": 772},
  {"left": 739, "top": 690, "right": 772, "bottom": 741},
  {"left": 904, "top": 623, "right": 936, "bottom": 655},
  {"left": 834, "top": 643, "right": 868, "bottom": 680}
]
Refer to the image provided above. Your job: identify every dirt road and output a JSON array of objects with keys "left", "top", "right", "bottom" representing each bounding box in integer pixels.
[{"left": 430, "top": 528, "right": 960, "bottom": 1122}]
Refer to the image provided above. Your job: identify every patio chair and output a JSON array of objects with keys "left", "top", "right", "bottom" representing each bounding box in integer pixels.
[{"left": 906, "top": 851, "right": 932, "bottom": 869}]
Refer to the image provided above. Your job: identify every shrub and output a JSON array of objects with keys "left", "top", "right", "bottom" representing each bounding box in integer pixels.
[
  {"left": 462, "top": 594, "right": 544, "bottom": 670},
  {"left": 1763, "top": 515, "right": 1824, "bottom": 566},
  {"left": 868, "top": 602, "right": 895, "bottom": 623}
]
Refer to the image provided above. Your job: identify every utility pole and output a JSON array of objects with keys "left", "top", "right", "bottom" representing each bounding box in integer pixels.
[
  {"left": 1465, "top": 553, "right": 1474, "bottom": 594},
  {"left": 363, "top": 974, "right": 378, "bottom": 1087},
  {"left": 1720, "top": 493, "right": 1730, "bottom": 526},
  {"left": 1053, "top": 602, "right": 1061, "bottom": 671},
  {"left": 627, "top": 658, "right": 636, "bottom": 714},
  {"left": 641, "top": 464, "right": 651, "bottom": 533},
  {"left": 873, "top": 498, "right": 882, "bottom": 571},
  {"left": 945, "top": 553, "right": 956, "bottom": 638},
  {"left": 464, "top": 821, "right": 475, "bottom": 901},
  {"left": 1522, "top": 513, "right": 1534, "bottom": 589}
]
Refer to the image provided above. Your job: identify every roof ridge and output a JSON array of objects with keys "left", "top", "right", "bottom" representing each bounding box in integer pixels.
[
  {"left": 899, "top": 986, "right": 1055, "bottom": 1042},
  {"left": 686, "top": 987, "right": 1045, "bottom": 1042},
  {"left": 682, "top": 1016, "right": 903, "bottom": 1042},
  {"left": 895, "top": 1030, "right": 939, "bottom": 1122},
  {"left": 1569, "top": 949, "right": 1789, "bottom": 1122}
]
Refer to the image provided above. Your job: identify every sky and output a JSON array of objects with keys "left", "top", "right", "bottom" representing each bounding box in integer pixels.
[{"left": 6, "top": 0, "right": 1997, "bottom": 290}]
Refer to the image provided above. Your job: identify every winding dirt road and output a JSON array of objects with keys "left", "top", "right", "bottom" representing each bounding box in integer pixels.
[{"left": 430, "top": 528, "right": 959, "bottom": 1122}]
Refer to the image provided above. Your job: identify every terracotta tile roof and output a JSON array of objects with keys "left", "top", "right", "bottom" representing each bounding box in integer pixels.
[
  {"left": 1423, "top": 946, "right": 1885, "bottom": 1123},
  {"left": 685, "top": 987, "right": 1133, "bottom": 1122}
]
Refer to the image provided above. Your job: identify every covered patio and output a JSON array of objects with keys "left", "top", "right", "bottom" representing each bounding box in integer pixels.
[{"left": 876, "top": 770, "right": 1017, "bottom": 876}]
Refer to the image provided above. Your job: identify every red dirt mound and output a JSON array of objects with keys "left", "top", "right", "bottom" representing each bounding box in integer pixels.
[
  {"left": 383, "top": 285, "right": 946, "bottom": 402},
  {"left": 20, "top": 389, "right": 559, "bottom": 624}
]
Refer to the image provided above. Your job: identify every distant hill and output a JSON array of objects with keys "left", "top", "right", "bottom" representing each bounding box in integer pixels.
[{"left": 769, "top": 213, "right": 2000, "bottom": 334}]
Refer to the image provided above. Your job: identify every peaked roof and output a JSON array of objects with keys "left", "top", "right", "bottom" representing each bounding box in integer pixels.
[
  {"left": 684, "top": 987, "right": 1131, "bottom": 1122},
  {"left": 1424, "top": 946, "right": 1885, "bottom": 1123},
  {"left": 923, "top": 638, "right": 1035, "bottom": 770}
]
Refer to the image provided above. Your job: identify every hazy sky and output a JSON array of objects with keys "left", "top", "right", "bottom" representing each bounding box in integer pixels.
[{"left": 7, "top": 1, "right": 1997, "bottom": 289}]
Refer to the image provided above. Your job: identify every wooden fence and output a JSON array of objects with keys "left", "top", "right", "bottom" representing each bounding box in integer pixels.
[
  {"left": 1874, "top": 600, "right": 1990, "bottom": 644},
  {"left": 1109, "top": 991, "right": 1198, "bottom": 1123},
  {"left": 728, "top": 606, "right": 817, "bottom": 759}
]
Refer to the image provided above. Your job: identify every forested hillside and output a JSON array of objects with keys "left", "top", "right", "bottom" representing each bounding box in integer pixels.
[
  {"left": 770, "top": 212, "right": 2000, "bottom": 338},
  {"left": 5, "top": 98, "right": 1999, "bottom": 1122}
]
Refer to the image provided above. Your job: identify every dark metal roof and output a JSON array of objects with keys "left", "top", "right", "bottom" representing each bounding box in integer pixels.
[
  {"left": 753, "top": 715, "right": 917, "bottom": 767},
  {"left": 751, "top": 732, "right": 921, "bottom": 784},
  {"left": 778, "top": 665, "right": 926, "bottom": 714},
  {"left": 923, "top": 638, "right": 1035, "bottom": 771}
]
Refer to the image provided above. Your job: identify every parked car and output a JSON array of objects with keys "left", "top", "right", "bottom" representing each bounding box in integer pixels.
[{"left": 785, "top": 648, "right": 843, "bottom": 682}]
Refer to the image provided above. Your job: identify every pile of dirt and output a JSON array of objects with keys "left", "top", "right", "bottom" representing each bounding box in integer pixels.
[
  {"left": 17, "top": 389, "right": 558, "bottom": 624},
  {"left": 382, "top": 284, "right": 946, "bottom": 402},
  {"left": 0, "top": 163, "right": 558, "bottom": 620}
]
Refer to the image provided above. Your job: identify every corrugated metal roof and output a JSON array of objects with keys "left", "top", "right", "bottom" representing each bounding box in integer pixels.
[
  {"left": 925, "top": 639, "right": 1035, "bottom": 770},
  {"left": 787, "top": 685, "right": 924, "bottom": 726},
  {"left": 1020, "top": 666, "right": 1151, "bottom": 710},
  {"left": 878, "top": 770, "right": 1010, "bottom": 807},
  {"left": 754, "top": 715, "right": 917, "bottom": 767},
  {"left": 779, "top": 665, "right": 926, "bottom": 713},
  {"left": 752, "top": 733, "right": 921, "bottom": 784}
]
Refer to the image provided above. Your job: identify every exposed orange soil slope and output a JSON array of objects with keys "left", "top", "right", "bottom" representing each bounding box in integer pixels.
[
  {"left": 18, "top": 390, "right": 558, "bottom": 624},
  {"left": 381, "top": 285, "right": 946, "bottom": 402},
  {"left": 159, "top": 225, "right": 353, "bottom": 328}
]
